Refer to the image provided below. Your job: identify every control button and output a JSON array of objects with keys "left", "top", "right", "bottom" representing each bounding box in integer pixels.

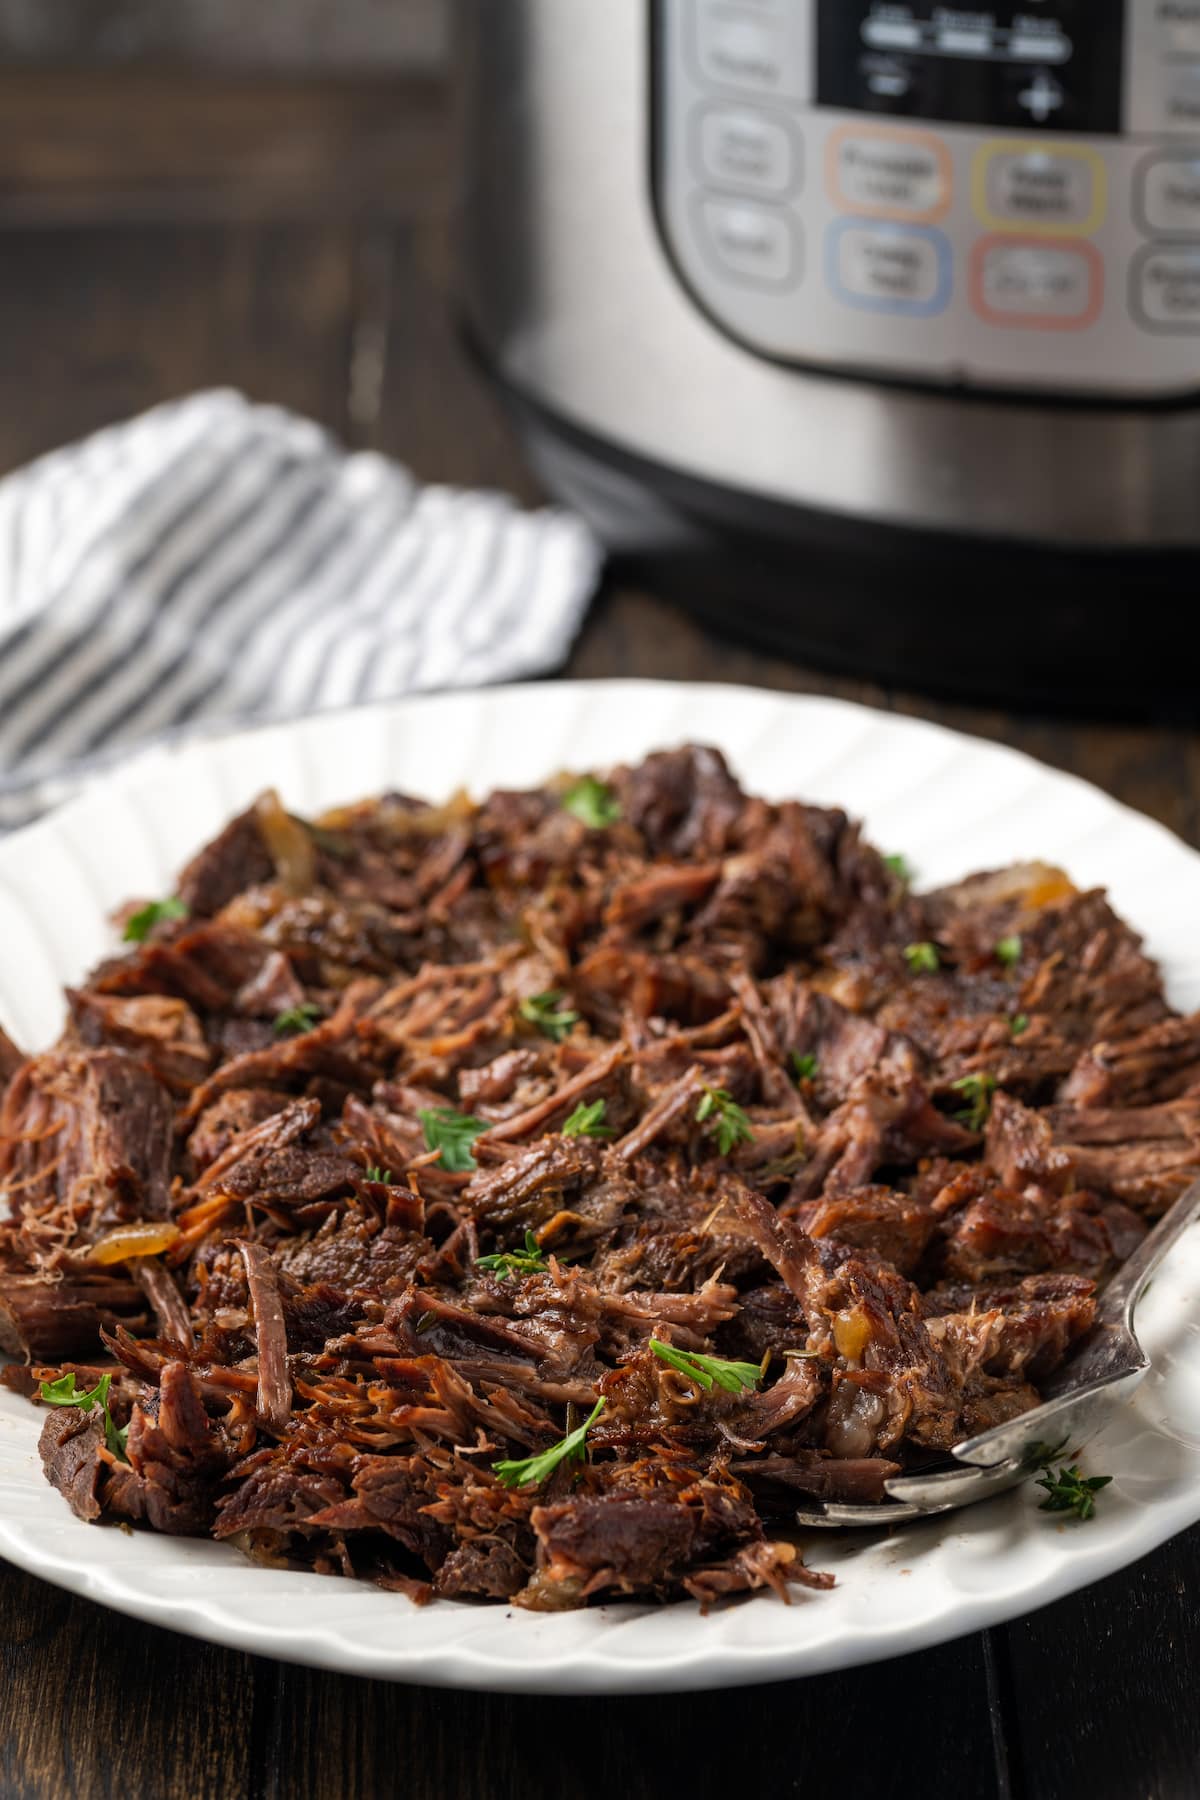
[
  {"left": 692, "top": 5, "right": 803, "bottom": 100},
  {"left": 828, "top": 126, "right": 951, "bottom": 223},
  {"left": 695, "top": 195, "right": 800, "bottom": 288},
  {"left": 1126, "top": 5, "right": 1200, "bottom": 134},
  {"left": 1158, "top": 3, "right": 1200, "bottom": 57},
  {"left": 1163, "top": 63, "right": 1200, "bottom": 130},
  {"left": 826, "top": 220, "right": 951, "bottom": 316},
  {"left": 1137, "top": 154, "right": 1200, "bottom": 237},
  {"left": 970, "top": 237, "right": 1103, "bottom": 329},
  {"left": 974, "top": 142, "right": 1106, "bottom": 236},
  {"left": 693, "top": 105, "right": 799, "bottom": 196},
  {"left": 1132, "top": 245, "right": 1200, "bottom": 332}
]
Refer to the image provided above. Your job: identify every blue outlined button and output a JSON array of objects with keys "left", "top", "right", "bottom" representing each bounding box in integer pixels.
[{"left": 826, "top": 219, "right": 952, "bottom": 316}]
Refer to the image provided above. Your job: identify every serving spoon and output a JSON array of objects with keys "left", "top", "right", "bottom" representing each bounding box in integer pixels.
[{"left": 794, "top": 1175, "right": 1200, "bottom": 1530}]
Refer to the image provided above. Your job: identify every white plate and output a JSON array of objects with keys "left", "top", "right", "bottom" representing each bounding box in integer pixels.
[{"left": 1, "top": 680, "right": 1199, "bottom": 1694}]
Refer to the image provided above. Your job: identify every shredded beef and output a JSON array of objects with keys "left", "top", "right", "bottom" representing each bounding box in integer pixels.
[{"left": 0, "top": 746, "right": 1177, "bottom": 1608}]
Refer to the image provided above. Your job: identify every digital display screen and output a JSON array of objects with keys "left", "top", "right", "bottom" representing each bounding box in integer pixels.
[{"left": 816, "top": 2, "right": 1126, "bottom": 134}]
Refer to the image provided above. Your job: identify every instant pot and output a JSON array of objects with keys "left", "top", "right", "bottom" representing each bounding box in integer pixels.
[{"left": 459, "top": 2, "right": 1200, "bottom": 708}]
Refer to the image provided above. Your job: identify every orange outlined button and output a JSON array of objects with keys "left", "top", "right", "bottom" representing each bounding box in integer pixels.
[
  {"left": 827, "top": 125, "right": 952, "bottom": 224},
  {"left": 970, "top": 235, "right": 1104, "bottom": 330},
  {"left": 972, "top": 140, "right": 1106, "bottom": 236}
]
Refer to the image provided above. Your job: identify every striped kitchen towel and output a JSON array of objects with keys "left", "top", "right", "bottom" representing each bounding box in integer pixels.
[{"left": 0, "top": 389, "right": 602, "bottom": 831}]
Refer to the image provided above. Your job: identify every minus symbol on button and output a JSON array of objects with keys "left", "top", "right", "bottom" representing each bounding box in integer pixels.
[
  {"left": 937, "top": 27, "right": 994, "bottom": 54},
  {"left": 861, "top": 18, "right": 924, "bottom": 50},
  {"left": 1008, "top": 32, "right": 1072, "bottom": 63}
]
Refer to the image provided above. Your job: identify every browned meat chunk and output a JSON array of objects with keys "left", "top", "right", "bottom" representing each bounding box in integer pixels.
[
  {"left": 792, "top": 1186, "right": 935, "bottom": 1276},
  {"left": 1062, "top": 1014, "right": 1200, "bottom": 1108},
  {"left": 0, "top": 1046, "right": 173, "bottom": 1228},
  {"left": 176, "top": 803, "right": 274, "bottom": 918},
  {"left": 38, "top": 1407, "right": 107, "bottom": 1521},
  {"left": 1047, "top": 1099, "right": 1200, "bottom": 1215},
  {"left": 67, "top": 990, "right": 211, "bottom": 1094}
]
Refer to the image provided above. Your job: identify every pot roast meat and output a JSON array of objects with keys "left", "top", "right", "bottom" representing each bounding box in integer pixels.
[
  {"left": 238, "top": 1242, "right": 292, "bottom": 1434},
  {"left": 106, "top": 1361, "right": 230, "bottom": 1535},
  {"left": 1046, "top": 1099, "right": 1200, "bottom": 1215},
  {"left": 38, "top": 1406, "right": 108, "bottom": 1521},
  {"left": 0, "top": 1045, "right": 173, "bottom": 1229},
  {"left": 0, "top": 1023, "right": 24, "bottom": 1106},
  {"left": 0, "top": 745, "right": 1175, "bottom": 1609},
  {"left": 176, "top": 802, "right": 276, "bottom": 919},
  {"left": 791, "top": 1186, "right": 935, "bottom": 1277},
  {"left": 1061, "top": 1014, "right": 1200, "bottom": 1108},
  {"left": 0, "top": 1270, "right": 150, "bottom": 1362},
  {"left": 66, "top": 991, "right": 212, "bottom": 1096}
]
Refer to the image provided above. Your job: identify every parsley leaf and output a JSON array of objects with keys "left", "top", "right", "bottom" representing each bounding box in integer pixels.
[
  {"left": 1035, "top": 1461, "right": 1112, "bottom": 1522},
  {"left": 39, "top": 1370, "right": 129, "bottom": 1464},
  {"left": 649, "top": 1338, "right": 763, "bottom": 1395},
  {"left": 518, "top": 991, "right": 580, "bottom": 1043},
  {"left": 562, "top": 775, "right": 621, "bottom": 830},
  {"left": 1011, "top": 1013, "right": 1030, "bottom": 1038},
  {"left": 123, "top": 897, "right": 188, "bottom": 943},
  {"left": 695, "top": 1086, "right": 755, "bottom": 1156},
  {"left": 561, "top": 1098, "right": 614, "bottom": 1139},
  {"left": 273, "top": 1001, "right": 323, "bottom": 1037},
  {"left": 884, "top": 853, "right": 913, "bottom": 886},
  {"left": 904, "top": 941, "right": 940, "bottom": 975},
  {"left": 492, "top": 1397, "right": 605, "bottom": 1489},
  {"left": 39, "top": 1371, "right": 110, "bottom": 1410},
  {"left": 419, "top": 1107, "right": 486, "bottom": 1172},
  {"left": 790, "top": 1052, "right": 818, "bottom": 1083},
  {"left": 995, "top": 934, "right": 1022, "bottom": 968},
  {"left": 476, "top": 1229, "right": 550, "bottom": 1280},
  {"left": 951, "top": 1071, "right": 997, "bottom": 1131}
]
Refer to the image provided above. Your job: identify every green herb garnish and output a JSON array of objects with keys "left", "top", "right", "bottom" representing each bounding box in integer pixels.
[
  {"left": 273, "top": 1001, "right": 323, "bottom": 1036},
  {"left": 419, "top": 1107, "right": 486, "bottom": 1172},
  {"left": 492, "top": 1397, "right": 606, "bottom": 1489},
  {"left": 951, "top": 1071, "right": 997, "bottom": 1131},
  {"left": 476, "top": 1229, "right": 550, "bottom": 1280},
  {"left": 38, "top": 1371, "right": 129, "bottom": 1463},
  {"left": 518, "top": 991, "right": 580, "bottom": 1043},
  {"left": 1011, "top": 1013, "right": 1030, "bottom": 1038},
  {"left": 649, "top": 1338, "right": 763, "bottom": 1395},
  {"left": 695, "top": 1086, "right": 755, "bottom": 1155},
  {"left": 561, "top": 1098, "right": 614, "bottom": 1139},
  {"left": 790, "top": 1052, "right": 818, "bottom": 1083},
  {"left": 995, "top": 934, "right": 1022, "bottom": 968},
  {"left": 1035, "top": 1460, "right": 1112, "bottom": 1522},
  {"left": 562, "top": 775, "right": 621, "bottom": 830},
  {"left": 884, "top": 853, "right": 913, "bottom": 886},
  {"left": 123, "top": 897, "right": 188, "bottom": 943},
  {"left": 903, "top": 941, "right": 940, "bottom": 975}
]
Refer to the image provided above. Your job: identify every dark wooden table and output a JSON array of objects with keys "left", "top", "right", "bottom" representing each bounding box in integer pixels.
[{"left": 0, "top": 69, "right": 1198, "bottom": 1800}]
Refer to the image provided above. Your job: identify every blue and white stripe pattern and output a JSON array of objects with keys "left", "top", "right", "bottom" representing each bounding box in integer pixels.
[{"left": 0, "top": 389, "right": 601, "bottom": 830}]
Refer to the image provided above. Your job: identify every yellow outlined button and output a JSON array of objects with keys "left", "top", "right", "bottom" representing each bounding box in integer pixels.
[{"left": 972, "top": 140, "right": 1106, "bottom": 237}]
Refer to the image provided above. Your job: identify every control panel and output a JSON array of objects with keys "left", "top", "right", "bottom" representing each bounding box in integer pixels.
[{"left": 654, "top": 0, "right": 1200, "bottom": 396}]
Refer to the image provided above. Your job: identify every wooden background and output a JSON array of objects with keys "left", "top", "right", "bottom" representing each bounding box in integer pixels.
[
  {"left": 0, "top": 36, "right": 1198, "bottom": 1800},
  {"left": 0, "top": 0, "right": 449, "bottom": 70}
]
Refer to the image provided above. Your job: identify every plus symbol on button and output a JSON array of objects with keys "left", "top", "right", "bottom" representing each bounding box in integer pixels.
[{"left": 1019, "top": 70, "right": 1064, "bottom": 122}]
